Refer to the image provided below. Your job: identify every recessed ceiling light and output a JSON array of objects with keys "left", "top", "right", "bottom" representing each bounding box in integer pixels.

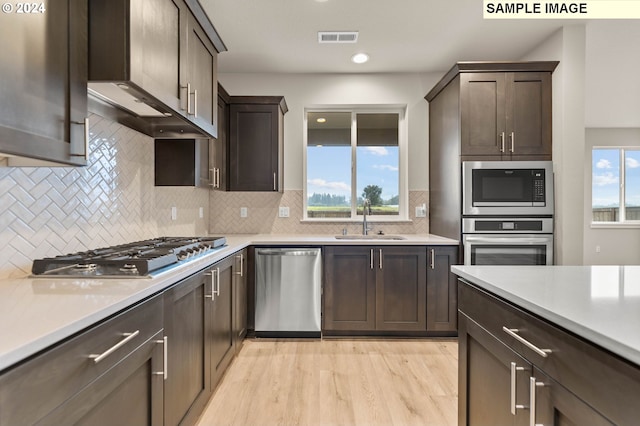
[
  {"left": 316, "top": 117, "right": 326, "bottom": 123},
  {"left": 351, "top": 53, "right": 369, "bottom": 64}
]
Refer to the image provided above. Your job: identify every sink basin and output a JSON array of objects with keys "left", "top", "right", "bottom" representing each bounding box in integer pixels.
[{"left": 334, "top": 235, "right": 407, "bottom": 240}]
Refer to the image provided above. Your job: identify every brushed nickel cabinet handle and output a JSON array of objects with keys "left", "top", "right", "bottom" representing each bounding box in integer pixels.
[
  {"left": 379, "top": 249, "right": 383, "bottom": 269},
  {"left": 89, "top": 330, "right": 140, "bottom": 364},
  {"left": 214, "top": 267, "right": 221, "bottom": 296},
  {"left": 430, "top": 249, "right": 435, "bottom": 269},
  {"left": 71, "top": 117, "right": 90, "bottom": 160},
  {"left": 510, "top": 362, "right": 526, "bottom": 415},
  {"left": 370, "top": 249, "right": 374, "bottom": 269},
  {"left": 205, "top": 272, "right": 214, "bottom": 301},
  {"left": 500, "top": 132, "right": 505, "bottom": 153},
  {"left": 503, "top": 327, "right": 551, "bottom": 358},
  {"left": 152, "top": 336, "right": 168, "bottom": 380},
  {"left": 194, "top": 89, "right": 198, "bottom": 118},
  {"left": 235, "top": 254, "right": 244, "bottom": 276},
  {"left": 215, "top": 168, "right": 220, "bottom": 188},
  {"left": 530, "top": 377, "right": 545, "bottom": 426},
  {"left": 510, "top": 131, "right": 515, "bottom": 153},
  {"left": 273, "top": 172, "right": 277, "bottom": 191}
]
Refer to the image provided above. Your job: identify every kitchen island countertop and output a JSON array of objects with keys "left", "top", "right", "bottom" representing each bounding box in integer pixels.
[
  {"left": 452, "top": 265, "right": 640, "bottom": 366},
  {"left": 0, "top": 233, "right": 457, "bottom": 372}
]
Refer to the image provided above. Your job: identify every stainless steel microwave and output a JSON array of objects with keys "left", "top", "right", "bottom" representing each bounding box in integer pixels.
[{"left": 462, "top": 161, "right": 554, "bottom": 216}]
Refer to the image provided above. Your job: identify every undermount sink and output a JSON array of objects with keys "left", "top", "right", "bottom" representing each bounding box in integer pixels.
[{"left": 334, "top": 235, "right": 407, "bottom": 240}]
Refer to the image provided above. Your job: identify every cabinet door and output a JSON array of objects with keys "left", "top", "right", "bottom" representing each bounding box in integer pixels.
[
  {"left": 233, "top": 249, "right": 248, "bottom": 347},
  {"left": 163, "top": 271, "right": 211, "bottom": 426},
  {"left": 229, "top": 103, "right": 280, "bottom": 191},
  {"left": 506, "top": 72, "right": 552, "bottom": 158},
  {"left": 185, "top": 14, "right": 218, "bottom": 138},
  {"left": 531, "top": 367, "right": 613, "bottom": 426},
  {"left": 460, "top": 73, "right": 507, "bottom": 157},
  {"left": 211, "top": 94, "right": 229, "bottom": 190},
  {"left": 375, "top": 247, "right": 427, "bottom": 331},
  {"left": 459, "top": 313, "right": 531, "bottom": 426},
  {"left": 0, "top": 0, "right": 87, "bottom": 165},
  {"left": 39, "top": 331, "right": 165, "bottom": 426},
  {"left": 323, "top": 246, "right": 376, "bottom": 331},
  {"left": 209, "top": 256, "right": 235, "bottom": 388},
  {"left": 426, "top": 246, "right": 459, "bottom": 333}
]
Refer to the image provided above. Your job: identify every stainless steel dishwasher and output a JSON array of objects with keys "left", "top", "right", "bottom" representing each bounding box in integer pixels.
[{"left": 254, "top": 247, "right": 322, "bottom": 337}]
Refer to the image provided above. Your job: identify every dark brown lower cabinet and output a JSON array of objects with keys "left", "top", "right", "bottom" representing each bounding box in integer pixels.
[
  {"left": 376, "top": 247, "right": 426, "bottom": 331},
  {"left": 233, "top": 249, "right": 248, "bottom": 350},
  {"left": 323, "top": 246, "right": 378, "bottom": 331},
  {"left": 458, "top": 281, "right": 638, "bottom": 426},
  {"left": 426, "top": 245, "right": 458, "bottom": 333},
  {"left": 39, "top": 330, "right": 165, "bottom": 426},
  {"left": 323, "top": 246, "right": 426, "bottom": 333},
  {"left": 0, "top": 294, "right": 164, "bottom": 425},
  {"left": 163, "top": 270, "right": 212, "bottom": 426},
  {"left": 209, "top": 255, "right": 236, "bottom": 389}
]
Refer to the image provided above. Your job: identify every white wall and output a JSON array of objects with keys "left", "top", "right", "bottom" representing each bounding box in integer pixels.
[
  {"left": 522, "top": 25, "right": 587, "bottom": 265},
  {"left": 582, "top": 21, "right": 640, "bottom": 264},
  {"left": 217, "top": 73, "right": 442, "bottom": 192}
]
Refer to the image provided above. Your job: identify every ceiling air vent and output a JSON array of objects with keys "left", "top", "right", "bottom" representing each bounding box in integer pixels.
[{"left": 318, "top": 31, "right": 358, "bottom": 43}]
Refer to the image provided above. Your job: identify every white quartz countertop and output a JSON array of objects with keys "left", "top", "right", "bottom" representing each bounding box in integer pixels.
[
  {"left": 0, "top": 233, "right": 456, "bottom": 372},
  {"left": 452, "top": 265, "right": 640, "bottom": 366}
]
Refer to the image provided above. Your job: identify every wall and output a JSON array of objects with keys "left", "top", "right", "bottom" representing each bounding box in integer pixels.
[
  {"left": 211, "top": 72, "right": 442, "bottom": 235},
  {"left": 581, "top": 21, "right": 640, "bottom": 265},
  {"left": 521, "top": 25, "right": 586, "bottom": 265},
  {"left": 522, "top": 21, "right": 640, "bottom": 265},
  {"left": 0, "top": 113, "right": 209, "bottom": 279}
]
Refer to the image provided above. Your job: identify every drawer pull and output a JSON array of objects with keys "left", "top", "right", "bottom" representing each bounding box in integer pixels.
[
  {"left": 510, "top": 362, "right": 526, "bottom": 415},
  {"left": 89, "top": 330, "right": 140, "bottom": 364},
  {"left": 530, "top": 377, "right": 545, "bottom": 426},
  {"left": 503, "top": 327, "right": 551, "bottom": 358}
]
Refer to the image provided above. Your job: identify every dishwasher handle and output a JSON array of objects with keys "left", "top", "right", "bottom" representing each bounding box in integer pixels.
[{"left": 256, "top": 248, "right": 321, "bottom": 256}]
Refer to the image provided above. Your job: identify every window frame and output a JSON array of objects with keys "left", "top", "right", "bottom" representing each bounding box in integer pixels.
[
  {"left": 591, "top": 146, "right": 640, "bottom": 228},
  {"left": 303, "top": 104, "right": 409, "bottom": 222}
]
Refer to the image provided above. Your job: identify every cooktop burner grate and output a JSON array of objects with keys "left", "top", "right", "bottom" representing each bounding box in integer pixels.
[{"left": 31, "top": 236, "right": 226, "bottom": 278}]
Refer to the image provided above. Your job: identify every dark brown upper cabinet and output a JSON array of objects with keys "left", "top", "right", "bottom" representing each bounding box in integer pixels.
[
  {"left": 228, "top": 96, "right": 288, "bottom": 192},
  {"left": 460, "top": 71, "right": 553, "bottom": 159},
  {"left": 0, "top": 0, "right": 88, "bottom": 166},
  {"left": 88, "top": 0, "right": 225, "bottom": 139},
  {"left": 426, "top": 61, "right": 558, "bottom": 161}
]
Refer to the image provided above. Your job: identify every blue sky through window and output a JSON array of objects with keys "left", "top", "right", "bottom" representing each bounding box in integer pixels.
[
  {"left": 592, "top": 148, "right": 640, "bottom": 209},
  {"left": 307, "top": 146, "right": 399, "bottom": 203}
]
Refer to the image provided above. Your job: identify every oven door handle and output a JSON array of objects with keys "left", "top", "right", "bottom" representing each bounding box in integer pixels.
[{"left": 464, "top": 236, "right": 551, "bottom": 244}]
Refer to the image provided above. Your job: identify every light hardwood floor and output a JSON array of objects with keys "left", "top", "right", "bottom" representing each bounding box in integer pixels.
[{"left": 196, "top": 339, "right": 458, "bottom": 426}]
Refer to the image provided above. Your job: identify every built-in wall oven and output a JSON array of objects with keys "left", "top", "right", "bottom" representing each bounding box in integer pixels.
[
  {"left": 462, "top": 217, "right": 553, "bottom": 265},
  {"left": 462, "top": 160, "right": 554, "bottom": 265}
]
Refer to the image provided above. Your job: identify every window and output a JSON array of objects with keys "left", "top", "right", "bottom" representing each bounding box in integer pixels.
[
  {"left": 305, "top": 107, "right": 406, "bottom": 220},
  {"left": 592, "top": 147, "right": 640, "bottom": 224}
]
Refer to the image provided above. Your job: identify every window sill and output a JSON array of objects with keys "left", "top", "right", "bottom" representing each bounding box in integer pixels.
[
  {"left": 591, "top": 222, "right": 640, "bottom": 229},
  {"left": 300, "top": 218, "right": 413, "bottom": 224}
]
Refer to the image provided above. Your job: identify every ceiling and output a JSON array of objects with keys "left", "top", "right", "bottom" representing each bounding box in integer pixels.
[{"left": 200, "top": 0, "right": 572, "bottom": 74}]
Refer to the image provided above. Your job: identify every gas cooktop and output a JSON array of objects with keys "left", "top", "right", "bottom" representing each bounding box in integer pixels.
[{"left": 31, "top": 236, "right": 226, "bottom": 278}]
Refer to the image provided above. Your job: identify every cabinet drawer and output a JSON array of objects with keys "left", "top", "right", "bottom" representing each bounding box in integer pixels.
[
  {"left": 459, "top": 280, "right": 640, "bottom": 425},
  {"left": 0, "top": 294, "right": 163, "bottom": 425}
]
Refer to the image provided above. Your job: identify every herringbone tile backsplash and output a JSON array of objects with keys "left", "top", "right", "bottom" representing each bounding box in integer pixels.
[
  {"left": 1, "top": 114, "right": 430, "bottom": 280},
  {"left": 0, "top": 114, "right": 209, "bottom": 279}
]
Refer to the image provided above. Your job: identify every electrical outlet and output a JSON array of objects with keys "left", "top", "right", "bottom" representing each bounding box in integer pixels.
[
  {"left": 199, "top": 207, "right": 204, "bottom": 218},
  {"left": 415, "top": 204, "right": 427, "bottom": 218},
  {"left": 171, "top": 206, "right": 177, "bottom": 221},
  {"left": 279, "top": 206, "right": 290, "bottom": 218},
  {"left": 240, "top": 207, "right": 248, "bottom": 218},
  {"left": 596, "top": 245, "right": 601, "bottom": 253}
]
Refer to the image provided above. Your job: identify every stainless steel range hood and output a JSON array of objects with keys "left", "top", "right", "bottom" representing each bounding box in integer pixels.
[{"left": 88, "top": 0, "right": 227, "bottom": 139}]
